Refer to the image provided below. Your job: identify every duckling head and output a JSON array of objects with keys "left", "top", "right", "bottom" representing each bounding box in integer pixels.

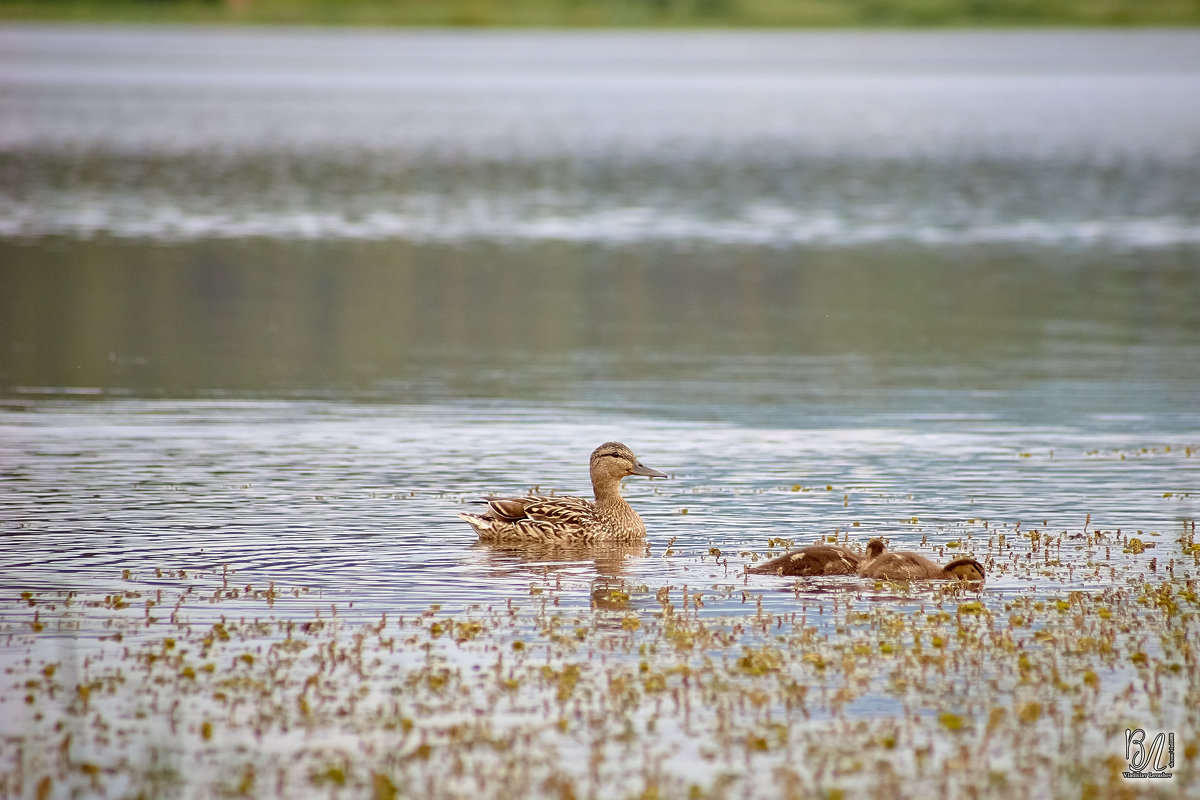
[
  {"left": 943, "top": 557, "right": 985, "bottom": 582},
  {"left": 865, "top": 538, "right": 887, "bottom": 559}
]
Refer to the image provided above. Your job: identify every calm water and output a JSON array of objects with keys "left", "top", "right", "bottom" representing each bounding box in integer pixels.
[
  {"left": 3, "top": 27, "right": 1200, "bottom": 246},
  {"left": 2, "top": 25, "right": 1199, "bottom": 798},
  {"left": 2, "top": 24, "right": 1199, "bottom": 601}
]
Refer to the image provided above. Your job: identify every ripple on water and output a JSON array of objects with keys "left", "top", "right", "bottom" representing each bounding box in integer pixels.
[{"left": 1, "top": 398, "right": 1195, "bottom": 616}]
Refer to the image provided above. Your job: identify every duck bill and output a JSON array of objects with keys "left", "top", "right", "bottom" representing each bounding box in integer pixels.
[{"left": 631, "top": 461, "right": 668, "bottom": 479}]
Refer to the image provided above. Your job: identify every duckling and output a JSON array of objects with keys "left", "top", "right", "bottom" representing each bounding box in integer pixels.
[
  {"left": 458, "top": 442, "right": 666, "bottom": 543},
  {"left": 857, "top": 538, "right": 985, "bottom": 581},
  {"left": 747, "top": 538, "right": 886, "bottom": 577}
]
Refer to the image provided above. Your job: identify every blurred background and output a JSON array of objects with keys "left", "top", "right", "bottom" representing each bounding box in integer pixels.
[
  {"left": 1, "top": 0, "right": 1199, "bottom": 26},
  {"left": 1, "top": 6, "right": 1199, "bottom": 579},
  {"left": 3, "top": 11, "right": 1199, "bottom": 799},
  {"left": 2, "top": 23, "right": 1199, "bottom": 421}
]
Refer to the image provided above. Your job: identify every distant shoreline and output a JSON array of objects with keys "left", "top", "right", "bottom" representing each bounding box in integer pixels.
[{"left": 2, "top": 0, "right": 1199, "bottom": 28}]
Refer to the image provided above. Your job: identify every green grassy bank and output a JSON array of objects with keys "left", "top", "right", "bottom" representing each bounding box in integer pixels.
[{"left": 1, "top": 0, "right": 1199, "bottom": 27}]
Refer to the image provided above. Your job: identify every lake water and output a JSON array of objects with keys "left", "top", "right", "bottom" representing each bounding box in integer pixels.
[{"left": 1, "top": 26, "right": 1199, "bottom": 799}]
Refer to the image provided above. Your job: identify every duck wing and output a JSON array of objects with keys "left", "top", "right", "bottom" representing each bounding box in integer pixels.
[
  {"left": 462, "top": 494, "right": 602, "bottom": 542},
  {"left": 482, "top": 494, "right": 594, "bottom": 523},
  {"left": 522, "top": 496, "right": 595, "bottom": 524},
  {"left": 481, "top": 496, "right": 537, "bottom": 521}
]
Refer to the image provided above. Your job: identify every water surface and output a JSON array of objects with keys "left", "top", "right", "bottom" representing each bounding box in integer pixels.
[
  {"left": 1, "top": 26, "right": 1198, "bottom": 798},
  {"left": 2, "top": 21, "right": 1198, "bottom": 615},
  {"left": 2, "top": 22, "right": 1198, "bottom": 608},
  {"left": 3, "top": 27, "right": 1200, "bottom": 246}
]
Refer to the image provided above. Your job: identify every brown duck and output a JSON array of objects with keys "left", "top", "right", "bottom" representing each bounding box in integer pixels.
[
  {"left": 458, "top": 442, "right": 667, "bottom": 543},
  {"left": 857, "top": 538, "right": 985, "bottom": 581},
  {"left": 747, "top": 538, "right": 886, "bottom": 577}
]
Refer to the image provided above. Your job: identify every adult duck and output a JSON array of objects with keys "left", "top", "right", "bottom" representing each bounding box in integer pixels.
[{"left": 458, "top": 442, "right": 667, "bottom": 543}]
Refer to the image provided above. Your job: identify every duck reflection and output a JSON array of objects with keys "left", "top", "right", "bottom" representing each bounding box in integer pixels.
[{"left": 469, "top": 540, "right": 649, "bottom": 580}]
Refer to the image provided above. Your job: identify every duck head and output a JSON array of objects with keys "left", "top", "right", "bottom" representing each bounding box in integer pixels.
[{"left": 589, "top": 442, "right": 667, "bottom": 482}]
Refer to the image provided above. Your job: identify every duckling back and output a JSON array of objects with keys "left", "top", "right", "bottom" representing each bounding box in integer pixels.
[{"left": 747, "top": 544, "right": 863, "bottom": 576}]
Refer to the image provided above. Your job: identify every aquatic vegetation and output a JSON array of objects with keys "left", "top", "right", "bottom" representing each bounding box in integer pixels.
[{"left": 2, "top": 518, "right": 1197, "bottom": 799}]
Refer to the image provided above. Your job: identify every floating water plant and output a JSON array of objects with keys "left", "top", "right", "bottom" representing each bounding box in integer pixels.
[{"left": 2, "top": 515, "right": 1197, "bottom": 799}]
